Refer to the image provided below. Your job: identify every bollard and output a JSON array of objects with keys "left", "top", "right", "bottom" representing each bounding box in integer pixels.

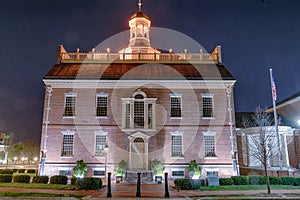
[
  {"left": 107, "top": 172, "right": 112, "bottom": 197},
  {"left": 164, "top": 172, "right": 170, "bottom": 198},
  {"left": 136, "top": 172, "right": 141, "bottom": 197}
]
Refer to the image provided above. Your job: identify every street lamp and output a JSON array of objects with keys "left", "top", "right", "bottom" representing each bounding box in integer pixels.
[
  {"left": 104, "top": 143, "right": 109, "bottom": 179},
  {"left": 13, "top": 157, "right": 17, "bottom": 169}
]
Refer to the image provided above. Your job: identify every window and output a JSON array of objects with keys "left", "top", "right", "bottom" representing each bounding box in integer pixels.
[
  {"left": 122, "top": 90, "right": 156, "bottom": 130},
  {"left": 59, "top": 170, "right": 71, "bottom": 176},
  {"left": 207, "top": 171, "right": 218, "bottom": 177},
  {"left": 61, "top": 132, "right": 74, "bottom": 157},
  {"left": 171, "top": 131, "right": 183, "bottom": 157},
  {"left": 64, "top": 94, "right": 76, "bottom": 117},
  {"left": 170, "top": 94, "right": 182, "bottom": 118},
  {"left": 96, "top": 94, "right": 108, "bottom": 117},
  {"left": 202, "top": 94, "right": 213, "bottom": 118},
  {"left": 172, "top": 171, "right": 184, "bottom": 177},
  {"left": 94, "top": 170, "right": 105, "bottom": 176},
  {"left": 95, "top": 134, "right": 106, "bottom": 156},
  {"left": 204, "top": 134, "right": 216, "bottom": 157}
]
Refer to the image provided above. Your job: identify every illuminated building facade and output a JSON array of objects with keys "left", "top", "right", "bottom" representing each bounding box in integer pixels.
[{"left": 40, "top": 2, "right": 238, "bottom": 180}]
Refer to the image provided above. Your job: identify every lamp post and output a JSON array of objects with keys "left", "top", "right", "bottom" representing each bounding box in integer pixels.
[
  {"left": 104, "top": 143, "right": 109, "bottom": 179},
  {"left": 13, "top": 157, "right": 17, "bottom": 169}
]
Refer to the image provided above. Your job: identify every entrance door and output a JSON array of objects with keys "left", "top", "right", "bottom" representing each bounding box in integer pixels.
[{"left": 131, "top": 137, "right": 145, "bottom": 170}]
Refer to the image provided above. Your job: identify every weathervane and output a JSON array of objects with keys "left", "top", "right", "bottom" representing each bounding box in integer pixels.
[{"left": 138, "top": 0, "right": 142, "bottom": 11}]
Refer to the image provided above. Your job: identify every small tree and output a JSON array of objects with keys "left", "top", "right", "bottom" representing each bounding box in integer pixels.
[
  {"left": 241, "top": 107, "right": 280, "bottom": 194},
  {"left": 73, "top": 160, "right": 87, "bottom": 178},
  {"left": 188, "top": 160, "right": 201, "bottom": 179},
  {"left": 151, "top": 159, "right": 163, "bottom": 176},
  {"left": 114, "top": 160, "right": 126, "bottom": 177}
]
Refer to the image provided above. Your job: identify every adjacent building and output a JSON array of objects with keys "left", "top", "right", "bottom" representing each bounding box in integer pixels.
[{"left": 40, "top": 3, "right": 238, "bottom": 180}]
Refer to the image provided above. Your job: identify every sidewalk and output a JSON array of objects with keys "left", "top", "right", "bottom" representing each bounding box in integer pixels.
[{"left": 0, "top": 182, "right": 300, "bottom": 199}]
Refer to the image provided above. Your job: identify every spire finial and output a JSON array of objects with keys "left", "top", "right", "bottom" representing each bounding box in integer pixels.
[{"left": 138, "top": 0, "right": 142, "bottom": 11}]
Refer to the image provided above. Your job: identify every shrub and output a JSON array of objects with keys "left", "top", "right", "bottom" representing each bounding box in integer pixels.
[
  {"left": 50, "top": 175, "right": 68, "bottom": 185},
  {"left": 32, "top": 176, "right": 49, "bottom": 184},
  {"left": 18, "top": 169, "right": 25, "bottom": 173},
  {"left": 27, "top": 169, "right": 36, "bottom": 174},
  {"left": 259, "top": 176, "right": 266, "bottom": 185},
  {"left": 231, "top": 176, "right": 248, "bottom": 185},
  {"left": 75, "top": 177, "right": 102, "bottom": 190},
  {"left": 0, "top": 169, "right": 13, "bottom": 175},
  {"left": 174, "top": 178, "right": 204, "bottom": 190},
  {"left": 12, "top": 169, "right": 18, "bottom": 173},
  {"left": 248, "top": 176, "right": 262, "bottom": 185},
  {"left": 281, "top": 177, "right": 294, "bottom": 185},
  {"left": 0, "top": 170, "right": 12, "bottom": 175},
  {"left": 269, "top": 176, "right": 282, "bottom": 185},
  {"left": 73, "top": 160, "right": 87, "bottom": 178},
  {"left": 14, "top": 175, "right": 31, "bottom": 183},
  {"left": 71, "top": 177, "right": 77, "bottom": 185},
  {"left": 219, "top": 178, "right": 233, "bottom": 186},
  {"left": 294, "top": 177, "right": 300, "bottom": 186},
  {"left": 188, "top": 160, "right": 201, "bottom": 178},
  {"left": 0, "top": 175, "right": 12, "bottom": 183},
  {"left": 115, "top": 160, "right": 127, "bottom": 177},
  {"left": 151, "top": 160, "right": 163, "bottom": 176}
]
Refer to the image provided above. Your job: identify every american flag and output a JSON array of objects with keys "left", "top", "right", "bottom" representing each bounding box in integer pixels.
[{"left": 271, "top": 73, "right": 277, "bottom": 101}]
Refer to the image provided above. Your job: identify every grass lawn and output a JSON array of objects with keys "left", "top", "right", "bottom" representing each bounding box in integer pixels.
[
  {"left": 200, "top": 185, "right": 300, "bottom": 191},
  {"left": 0, "top": 182, "right": 76, "bottom": 190},
  {"left": 0, "top": 191, "right": 82, "bottom": 198}
]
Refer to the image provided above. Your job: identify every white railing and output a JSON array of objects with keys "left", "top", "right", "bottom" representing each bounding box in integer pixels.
[{"left": 61, "top": 52, "right": 219, "bottom": 63}]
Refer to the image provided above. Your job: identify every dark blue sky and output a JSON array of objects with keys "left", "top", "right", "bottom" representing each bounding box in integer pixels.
[{"left": 0, "top": 0, "right": 299, "bottom": 143}]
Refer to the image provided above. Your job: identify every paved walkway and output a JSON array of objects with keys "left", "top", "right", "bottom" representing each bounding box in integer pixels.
[{"left": 0, "top": 182, "right": 300, "bottom": 199}]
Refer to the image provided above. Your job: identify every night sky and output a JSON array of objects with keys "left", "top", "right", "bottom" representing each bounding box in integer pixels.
[{"left": 0, "top": 0, "right": 299, "bottom": 143}]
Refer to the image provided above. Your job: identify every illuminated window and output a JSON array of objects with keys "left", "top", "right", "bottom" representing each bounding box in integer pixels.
[
  {"left": 95, "top": 133, "right": 107, "bottom": 156},
  {"left": 202, "top": 94, "right": 213, "bottom": 118},
  {"left": 64, "top": 93, "right": 76, "bottom": 117},
  {"left": 204, "top": 133, "right": 216, "bottom": 157},
  {"left": 96, "top": 94, "right": 108, "bottom": 117},
  {"left": 122, "top": 90, "right": 156, "bottom": 130},
  {"left": 170, "top": 94, "right": 182, "bottom": 118},
  {"left": 61, "top": 132, "right": 74, "bottom": 157},
  {"left": 171, "top": 131, "right": 183, "bottom": 157}
]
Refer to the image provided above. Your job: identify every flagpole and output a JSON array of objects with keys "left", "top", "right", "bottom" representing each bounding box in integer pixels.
[{"left": 269, "top": 68, "right": 282, "bottom": 169}]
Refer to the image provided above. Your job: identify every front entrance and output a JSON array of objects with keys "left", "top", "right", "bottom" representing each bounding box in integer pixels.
[{"left": 128, "top": 132, "right": 149, "bottom": 170}]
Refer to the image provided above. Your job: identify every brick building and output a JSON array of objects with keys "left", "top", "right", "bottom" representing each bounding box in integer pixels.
[{"left": 39, "top": 2, "right": 238, "bottom": 180}]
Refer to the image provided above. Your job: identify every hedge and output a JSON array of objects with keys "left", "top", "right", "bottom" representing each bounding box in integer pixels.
[
  {"left": 0, "top": 169, "right": 13, "bottom": 175},
  {"left": 75, "top": 177, "right": 102, "bottom": 190},
  {"left": 71, "top": 177, "right": 77, "bottom": 185},
  {"left": 14, "top": 175, "right": 31, "bottom": 183},
  {"left": 0, "top": 175, "right": 12, "bottom": 183},
  {"left": 248, "top": 176, "right": 264, "bottom": 185},
  {"left": 50, "top": 175, "right": 68, "bottom": 185},
  {"left": 32, "top": 176, "right": 49, "bottom": 184},
  {"left": 281, "top": 177, "right": 295, "bottom": 185},
  {"left": 174, "top": 178, "right": 204, "bottom": 190},
  {"left": 219, "top": 178, "right": 233, "bottom": 186},
  {"left": 269, "top": 176, "right": 282, "bottom": 185},
  {"left": 18, "top": 169, "right": 25, "bottom": 173},
  {"left": 294, "top": 177, "right": 300, "bottom": 186},
  {"left": 231, "top": 176, "right": 248, "bottom": 185},
  {"left": 27, "top": 169, "right": 36, "bottom": 174}
]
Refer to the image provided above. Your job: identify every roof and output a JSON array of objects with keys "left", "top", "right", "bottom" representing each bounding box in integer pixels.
[
  {"left": 130, "top": 11, "right": 150, "bottom": 20},
  {"left": 44, "top": 62, "right": 235, "bottom": 80}
]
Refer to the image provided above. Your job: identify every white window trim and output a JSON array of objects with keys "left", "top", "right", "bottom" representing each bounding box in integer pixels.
[
  {"left": 201, "top": 93, "right": 214, "bottom": 119},
  {"left": 169, "top": 93, "right": 182, "bottom": 119},
  {"left": 92, "top": 167, "right": 105, "bottom": 178},
  {"left": 171, "top": 168, "right": 185, "bottom": 179},
  {"left": 63, "top": 93, "right": 77, "bottom": 118},
  {"left": 203, "top": 131, "right": 217, "bottom": 159},
  {"left": 121, "top": 96, "right": 157, "bottom": 131},
  {"left": 94, "top": 131, "right": 108, "bottom": 157},
  {"left": 170, "top": 131, "right": 184, "bottom": 158},
  {"left": 96, "top": 93, "right": 108, "bottom": 118},
  {"left": 61, "top": 130, "right": 75, "bottom": 158}
]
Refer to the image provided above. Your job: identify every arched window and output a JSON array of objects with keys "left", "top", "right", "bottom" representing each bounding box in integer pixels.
[{"left": 122, "top": 90, "right": 157, "bottom": 130}]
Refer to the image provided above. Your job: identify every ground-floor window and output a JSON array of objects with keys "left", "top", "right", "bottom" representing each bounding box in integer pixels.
[
  {"left": 93, "top": 170, "right": 105, "bottom": 176},
  {"left": 206, "top": 171, "right": 218, "bottom": 177},
  {"left": 59, "top": 170, "right": 72, "bottom": 176}
]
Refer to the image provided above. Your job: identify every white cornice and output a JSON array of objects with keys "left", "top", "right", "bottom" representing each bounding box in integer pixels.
[{"left": 43, "top": 79, "right": 236, "bottom": 89}]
